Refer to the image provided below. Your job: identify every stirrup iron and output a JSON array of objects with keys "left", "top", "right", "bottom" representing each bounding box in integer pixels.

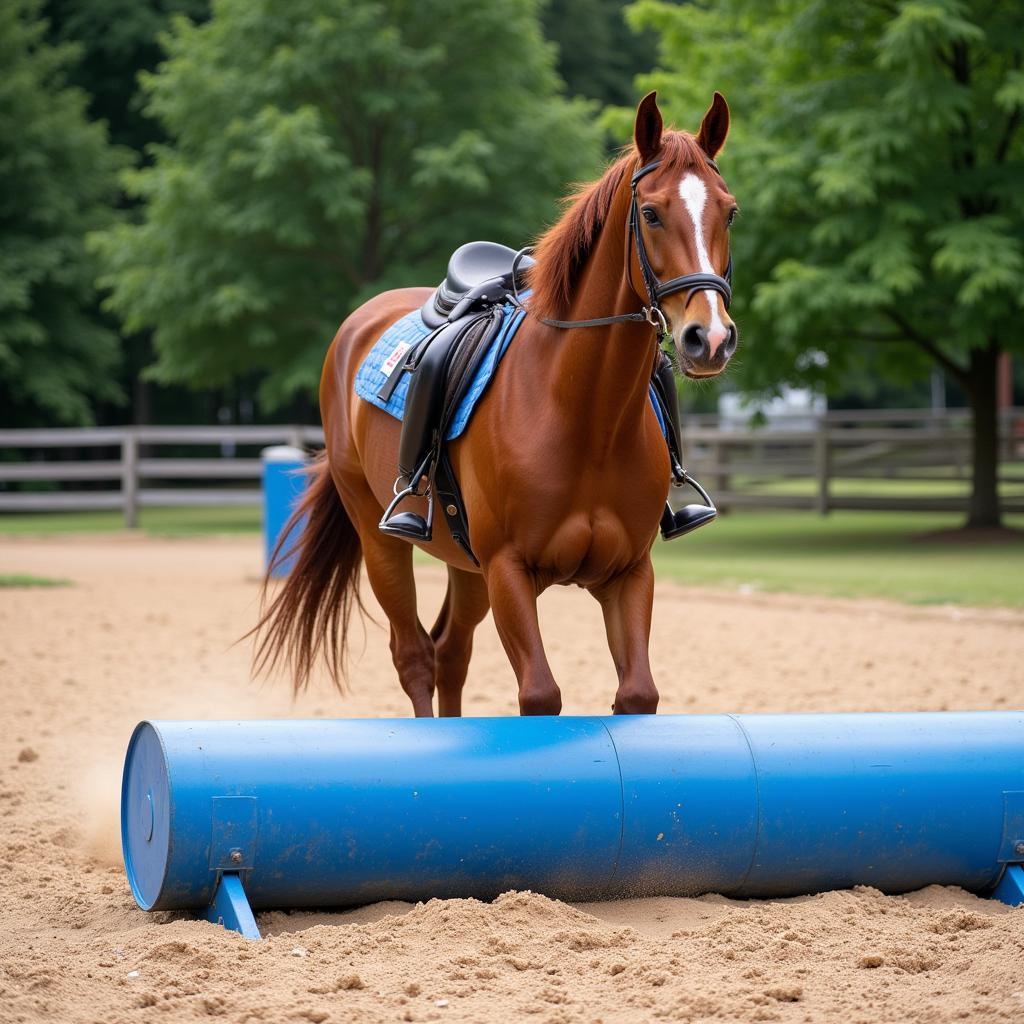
[
  {"left": 379, "top": 454, "right": 435, "bottom": 542},
  {"left": 660, "top": 472, "right": 717, "bottom": 540}
]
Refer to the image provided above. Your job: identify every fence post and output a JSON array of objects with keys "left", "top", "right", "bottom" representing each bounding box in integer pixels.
[
  {"left": 122, "top": 429, "right": 139, "bottom": 528},
  {"left": 713, "top": 439, "right": 730, "bottom": 498},
  {"left": 814, "top": 417, "right": 830, "bottom": 515}
]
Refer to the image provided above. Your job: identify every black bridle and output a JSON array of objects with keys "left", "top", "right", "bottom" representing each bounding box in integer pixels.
[{"left": 515, "top": 157, "right": 733, "bottom": 335}]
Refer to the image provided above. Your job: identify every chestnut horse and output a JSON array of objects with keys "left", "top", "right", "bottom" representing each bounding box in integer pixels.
[{"left": 253, "top": 92, "right": 738, "bottom": 716}]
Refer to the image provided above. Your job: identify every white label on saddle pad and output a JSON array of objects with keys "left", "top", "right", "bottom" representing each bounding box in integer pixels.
[{"left": 381, "top": 341, "right": 411, "bottom": 377}]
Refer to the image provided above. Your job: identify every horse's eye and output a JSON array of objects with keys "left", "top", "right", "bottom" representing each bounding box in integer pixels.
[
  {"left": 642, "top": 207, "right": 660, "bottom": 227},
  {"left": 727, "top": 208, "right": 738, "bottom": 227}
]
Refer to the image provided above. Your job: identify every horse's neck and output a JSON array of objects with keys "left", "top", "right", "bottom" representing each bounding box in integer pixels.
[{"left": 546, "top": 186, "right": 658, "bottom": 431}]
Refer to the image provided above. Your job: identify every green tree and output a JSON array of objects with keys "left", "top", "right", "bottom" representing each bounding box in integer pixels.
[
  {"left": 45, "top": 0, "right": 222, "bottom": 428},
  {"left": 92, "top": 0, "right": 602, "bottom": 410},
  {"left": 627, "top": 0, "right": 1024, "bottom": 528},
  {"left": 45, "top": 0, "right": 209, "bottom": 153},
  {"left": 0, "top": 0, "right": 129, "bottom": 427},
  {"left": 542, "top": 0, "right": 655, "bottom": 107}
]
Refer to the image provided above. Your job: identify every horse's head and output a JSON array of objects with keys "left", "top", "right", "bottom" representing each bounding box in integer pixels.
[{"left": 630, "top": 92, "right": 738, "bottom": 378}]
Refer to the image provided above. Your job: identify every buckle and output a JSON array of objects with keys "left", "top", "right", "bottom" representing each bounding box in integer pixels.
[{"left": 644, "top": 306, "right": 669, "bottom": 336}]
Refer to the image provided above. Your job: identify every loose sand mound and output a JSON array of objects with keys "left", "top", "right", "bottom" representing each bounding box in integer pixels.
[{"left": 0, "top": 534, "right": 1022, "bottom": 1022}]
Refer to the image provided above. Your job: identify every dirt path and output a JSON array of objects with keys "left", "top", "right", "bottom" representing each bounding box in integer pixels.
[{"left": 1, "top": 534, "right": 1022, "bottom": 1023}]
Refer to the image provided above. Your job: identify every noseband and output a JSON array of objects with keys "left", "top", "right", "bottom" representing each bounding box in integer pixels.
[{"left": 517, "top": 157, "right": 733, "bottom": 335}]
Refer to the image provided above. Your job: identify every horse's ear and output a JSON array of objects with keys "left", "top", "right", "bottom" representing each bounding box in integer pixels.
[
  {"left": 697, "top": 92, "right": 730, "bottom": 159},
  {"left": 634, "top": 91, "right": 663, "bottom": 163}
]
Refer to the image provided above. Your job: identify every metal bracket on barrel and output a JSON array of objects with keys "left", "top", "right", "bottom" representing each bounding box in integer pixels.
[
  {"left": 206, "top": 873, "right": 260, "bottom": 940},
  {"left": 205, "top": 796, "right": 260, "bottom": 939},
  {"left": 991, "top": 790, "right": 1024, "bottom": 908}
]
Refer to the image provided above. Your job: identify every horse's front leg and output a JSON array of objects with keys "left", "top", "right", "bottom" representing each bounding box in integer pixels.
[
  {"left": 591, "top": 558, "right": 659, "bottom": 714},
  {"left": 484, "top": 553, "right": 562, "bottom": 715}
]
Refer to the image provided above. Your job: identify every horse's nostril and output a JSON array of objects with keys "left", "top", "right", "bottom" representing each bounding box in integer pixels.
[
  {"left": 681, "top": 323, "right": 708, "bottom": 361},
  {"left": 723, "top": 325, "right": 738, "bottom": 358}
]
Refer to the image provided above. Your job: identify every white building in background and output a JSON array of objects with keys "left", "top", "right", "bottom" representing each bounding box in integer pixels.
[{"left": 718, "top": 387, "right": 826, "bottom": 432}]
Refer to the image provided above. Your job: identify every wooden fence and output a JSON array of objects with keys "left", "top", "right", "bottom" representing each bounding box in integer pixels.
[
  {"left": 0, "top": 425, "right": 324, "bottom": 527},
  {"left": 1, "top": 409, "right": 1022, "bottom": 525},
  {"left": 679, "top": 407, "right": 1024, "bottom": 513}
]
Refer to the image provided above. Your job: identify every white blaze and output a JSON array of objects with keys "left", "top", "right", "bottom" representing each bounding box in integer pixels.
[{"left": 678, "top": 173, "right": 728, "bottom": 348}]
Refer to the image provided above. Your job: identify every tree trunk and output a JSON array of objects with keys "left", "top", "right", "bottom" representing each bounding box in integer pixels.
[{"left": 965, "top": 340, "right": 1002, "bottom": 529}]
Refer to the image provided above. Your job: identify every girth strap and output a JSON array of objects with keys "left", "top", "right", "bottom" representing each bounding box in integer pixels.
[{"left": 433, "top": 451, "right": 478, "bottom": 566}]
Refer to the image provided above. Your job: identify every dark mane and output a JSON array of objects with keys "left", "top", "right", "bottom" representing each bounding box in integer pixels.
[{"left": 528, "top": 131, "right": 713, "bottom": 319}]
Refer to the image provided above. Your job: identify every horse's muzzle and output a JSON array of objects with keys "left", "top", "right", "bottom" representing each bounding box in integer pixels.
[{"left": 675, "top": 321, "right": 738, "bottom": 377}]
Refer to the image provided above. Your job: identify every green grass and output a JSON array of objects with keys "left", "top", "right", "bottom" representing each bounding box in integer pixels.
[
  {"left": 0, "top": 506, "right": 261, "bottom": 537},
  {"left": 2, "top": 504, "right": 1022, "bottom": 607},
  {"left": 652, "top": 509, "right": 1024, "bottom": 607},
  {"left": 0, "top": 573, "right": 71, "bottom": 588}
]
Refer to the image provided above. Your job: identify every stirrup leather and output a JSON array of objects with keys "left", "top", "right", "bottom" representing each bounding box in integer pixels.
[{"left": 660, "top": 471, "right": 717, "bottom": 540}]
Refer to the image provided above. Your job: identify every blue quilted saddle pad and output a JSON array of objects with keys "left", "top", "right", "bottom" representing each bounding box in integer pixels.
[{"left": 354, "top": 297, "right": 667, "bottom": 441}]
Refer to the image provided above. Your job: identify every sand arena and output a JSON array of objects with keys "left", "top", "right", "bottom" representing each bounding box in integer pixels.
[{"left": 1, "top": 533, "right": 1023, "bottom": 1023}]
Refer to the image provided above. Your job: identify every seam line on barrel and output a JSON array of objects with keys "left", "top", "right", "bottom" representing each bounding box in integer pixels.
[
  {"left": 599, "top": 721, "right": 626, "bottom": 892},
  {"left": 726, "top": 714, "right": 761, "bottom": 897}
]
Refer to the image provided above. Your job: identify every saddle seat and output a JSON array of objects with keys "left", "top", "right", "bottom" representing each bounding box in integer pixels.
[{"left": 420, "top": 241, "right": 535, "bottom": 328}]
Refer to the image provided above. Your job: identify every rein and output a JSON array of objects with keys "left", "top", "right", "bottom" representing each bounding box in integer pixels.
[{"left": 513, "top": 157, "right": 733, "bottom": 336}]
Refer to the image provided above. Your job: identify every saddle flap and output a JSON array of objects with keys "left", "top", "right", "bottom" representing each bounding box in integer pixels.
[{"left": 397, "top": 307, "right": 505, "bottom": 482}]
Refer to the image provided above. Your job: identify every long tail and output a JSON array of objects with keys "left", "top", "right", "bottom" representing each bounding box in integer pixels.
[{"left": 249, "top": 452, "right": 364, "bottom": 693}]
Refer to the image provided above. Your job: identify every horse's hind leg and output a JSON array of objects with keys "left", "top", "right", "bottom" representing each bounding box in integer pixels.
[
  {"left": 430, "top": 566, "right": 490, "bottom": 717},
  {"left": 360, "top": 532, "right": 436, "bottom": 716}
]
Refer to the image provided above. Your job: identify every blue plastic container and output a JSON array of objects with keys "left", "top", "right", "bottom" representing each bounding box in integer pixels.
[
  {"left": 121, "top": 712, "right": 1024, "bottom": 932},
  {"left": 261, "top": 445, "right": 307, "bottom": 577}
]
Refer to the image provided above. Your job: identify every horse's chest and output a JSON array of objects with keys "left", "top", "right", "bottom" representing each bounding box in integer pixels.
[{"left": 536, "top": 508, "right": 651, "bottom": 587}]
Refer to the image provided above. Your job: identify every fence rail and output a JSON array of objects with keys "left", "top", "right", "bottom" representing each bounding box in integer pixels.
[{"left": 1, "top": 411, "right": 1022, "bottom": 525}]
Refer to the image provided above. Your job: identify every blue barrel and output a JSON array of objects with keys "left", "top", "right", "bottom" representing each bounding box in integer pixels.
[
  {"left": 121, "top": 713, "right": 1024, "bottom": 915},
  {"left": 261, "top": 445, "right": 307, "bottom": 577}
]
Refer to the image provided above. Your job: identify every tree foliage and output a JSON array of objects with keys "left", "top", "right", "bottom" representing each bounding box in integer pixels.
[
  {"left": 44, "top": 0, "right": 209, "bottom": 153},
  {"left": 92, "top": 0, "right": 603, "bottom": 409},
  {"left": 542, "top": 0, "right": 654, "bottom": 108},
  {"left": 626, "top": 0, "right": 1024, "bottom": 525},
  {"left": 0, "top": 0, "right": 129, "bottom": 426}
]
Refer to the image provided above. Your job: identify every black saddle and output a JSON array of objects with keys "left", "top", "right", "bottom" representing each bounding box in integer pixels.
[{"left": 420, "top": 241, "right": 534, "bottom": 328}]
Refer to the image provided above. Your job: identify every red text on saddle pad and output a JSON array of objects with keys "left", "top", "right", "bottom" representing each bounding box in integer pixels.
[{"left": 381, "top": 341, "right": 411, "bottom": 377}]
